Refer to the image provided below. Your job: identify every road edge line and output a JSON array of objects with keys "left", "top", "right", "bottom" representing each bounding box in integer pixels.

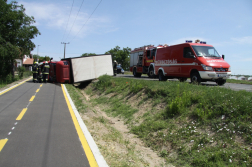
[
  {"left": 62, "top": 84, "right": 109, "bottom": 167},
  {"left": 0, "top": 77, "right": 32, "bottom": 96}
]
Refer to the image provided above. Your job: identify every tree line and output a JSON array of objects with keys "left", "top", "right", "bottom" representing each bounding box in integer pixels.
[
  {"left": 0, "top": 0, "right": 40, "bottom": 79},
  {"left": 81, "top": 46, "right": 131, "bottom": 70}
]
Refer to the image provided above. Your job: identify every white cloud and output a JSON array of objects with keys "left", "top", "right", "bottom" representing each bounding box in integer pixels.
[
  {"left": 231, "top": 36, "right": 252, "bottom": 44},
  {"left": 20, "top": 1, "right": 115, "bottom": 39}
]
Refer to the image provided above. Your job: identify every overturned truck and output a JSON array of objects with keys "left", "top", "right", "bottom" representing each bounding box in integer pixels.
[{"left": 49, "top": 54, "right": 114, "bottom": 83}]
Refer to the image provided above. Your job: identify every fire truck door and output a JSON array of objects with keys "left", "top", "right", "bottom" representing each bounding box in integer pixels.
[{"left": 181, "top": 47, "right": 196, "bottom": 77}]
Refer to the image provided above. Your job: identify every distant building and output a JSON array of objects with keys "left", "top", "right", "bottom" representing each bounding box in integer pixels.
[
  {"left": 15, "top": 54, "right": 34, "bottom": 71},
  {"left": 229, "top": 76, "right": 238, "bottom": 80}
]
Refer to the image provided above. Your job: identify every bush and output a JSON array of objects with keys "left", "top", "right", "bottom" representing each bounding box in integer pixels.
[{"left": 17, "top": 66, "right": 26, "bottom": 78}]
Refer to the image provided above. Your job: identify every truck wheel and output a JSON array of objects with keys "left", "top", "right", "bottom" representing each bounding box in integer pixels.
[
  {"left": 216, "top": 79, "right": 226, "bottom": 86},
  {"left": 179, "top": 78, "right": 187, "bottom": 82},
  {"left": 133, "top": 68, "right": 137, "bottom": 77},
  {"left": 148, "top": 67, "right": 155, "bottom": 78},
  {"left": 159, "top": 71, "right": 167, "bottom": 81},
  {"left": 191, "top": 72, "right": 201, "bottom": 84},
  {"left": 133, "top": 68, "right": 141, "bottom": 77}
]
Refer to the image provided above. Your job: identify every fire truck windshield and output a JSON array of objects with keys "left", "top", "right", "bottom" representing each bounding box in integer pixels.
[{"left": 192, "top": 46, "right": 221, "bottom": 58}]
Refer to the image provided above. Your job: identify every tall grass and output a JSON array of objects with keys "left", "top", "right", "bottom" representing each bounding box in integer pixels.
[{"left": 90, "top": 75, "right": 252, "bottom": 166}]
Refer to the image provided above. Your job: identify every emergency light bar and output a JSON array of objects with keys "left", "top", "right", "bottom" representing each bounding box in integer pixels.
[
  {"left": 200, "top": 41, "right": 207, "bottom": 44},
  {"left": 186, "top": 40, "right": 192, "bottom": 43}
]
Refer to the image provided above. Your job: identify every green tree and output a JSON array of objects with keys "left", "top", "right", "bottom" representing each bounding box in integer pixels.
[
  {"left": 32, "top": 54, "right": 40, "bottom": 63},
  {"left": 0, "top": 0, "right": 40, "bottom": 78},
  {"left": 81, "top": 53, "right": 96, "bottom": 57},
  {"left": 105, "top": 46, "right": 131, "bottom": 70},
  {"left": 38, "top": 56, "right": 50, "bottom": 62}
]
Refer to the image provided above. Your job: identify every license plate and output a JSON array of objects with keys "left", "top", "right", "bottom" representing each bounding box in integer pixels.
[{"left": 217, "top": 74, "right": 227, "bottom": 77}]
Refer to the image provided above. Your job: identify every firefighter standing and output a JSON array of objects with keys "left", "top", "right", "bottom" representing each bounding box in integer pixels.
[
  {"left": 32, "top": 62, "right": 38, "bottom": 82},
  {"left": 38, "top": 65, "right": 43, "bottom": 83},
  {"left": 43, "top": 61, "right": 50, "bottom": 83},
  {"left": 113, "top": 60, "right": 118, "bottom": 76}
]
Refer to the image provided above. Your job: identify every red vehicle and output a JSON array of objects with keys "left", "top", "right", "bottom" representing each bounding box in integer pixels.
[
  {"left": 47, "top": 54, "right": 113, "bottom": 84},
  {"left": 130, "top": 45, "right": 159, "bottom": 78},
  {"left": 154, "top": 40, "right": 231, "bottom": 85}
]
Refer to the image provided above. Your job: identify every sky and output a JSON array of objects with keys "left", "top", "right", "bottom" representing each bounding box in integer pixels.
[{"left": 10, "top": 0, "right": 252, "bottom": 75}]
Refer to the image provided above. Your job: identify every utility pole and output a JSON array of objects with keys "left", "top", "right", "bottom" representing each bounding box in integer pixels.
[
  {"left": 37, "top": 45, "right": 40, "bottom": 62},
  {"left": 61, "top": 42, "right": 70, "bottom": 59}
]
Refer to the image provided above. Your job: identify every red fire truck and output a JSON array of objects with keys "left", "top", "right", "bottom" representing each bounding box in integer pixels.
[
  {"left": 129, "top": 45, "right": 159, "bottom": 78},
  {"left": 154, "top": 40, "right": 231, "bottom": 85}
]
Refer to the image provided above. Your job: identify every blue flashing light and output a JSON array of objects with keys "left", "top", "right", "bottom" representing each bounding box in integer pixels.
[
  {"left": 186, "top": 40, "right": 192, "bottom": 43},
  {"left": 200, "top": 41, "right": 207, "bottom": 44}
]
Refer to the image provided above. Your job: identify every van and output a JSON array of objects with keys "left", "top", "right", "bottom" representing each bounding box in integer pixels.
[{"left": 154, "top": 41, "right": 231, "bottom": 85}]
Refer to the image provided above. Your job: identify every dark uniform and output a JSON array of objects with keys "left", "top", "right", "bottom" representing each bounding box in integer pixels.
[
  {"left": 38, "top": 65, "right": 43, "bottom": 83},
  {"left": 43, "top": 61, "right": 50, "bottom": 83},
  {"left": 32, "top": 62, "right": 38, "bottom": 82},
  {"left": 113, "top": 60, "right": 118, "bottom": 76}
]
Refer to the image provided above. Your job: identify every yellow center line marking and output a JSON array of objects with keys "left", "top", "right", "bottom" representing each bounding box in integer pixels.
[
  {"left": 16, "top": 108, "right": 27, "bottom": 120},
  {"left": 40, "top": 84, "right": 43, "bottom": 87},
  {"left": 36, "top": 89, "right": 40, "bottom": 92},
  {"left": 29, "top": 96, "right": 35, "bottom": 102},
  {"left": 61, "top": 84, "right": 98, "bottom": 167},
  {"left": 0, "top": 139, "right": 8, "bottom": 152}
]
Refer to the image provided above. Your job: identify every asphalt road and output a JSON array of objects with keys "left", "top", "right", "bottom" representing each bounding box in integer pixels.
[
  {"left": 116, "top": 74, "right": 252, "bottom": 92},
  {"left": 0, "top": 80, "right": 91, "bottom": 167}
]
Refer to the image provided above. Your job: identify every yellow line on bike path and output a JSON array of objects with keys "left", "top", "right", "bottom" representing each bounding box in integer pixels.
[
  {"left": 16, "top": 108, "right": 28, "bottom": 121},
  {"left": 61, "top": 84, "right": 98, "bottom": 167},
  {"left": 0, "top": 139, "right": 8, "bottom": 152},
  {"left": 29, "top": 96, "right": 35, "bottom": 102}
]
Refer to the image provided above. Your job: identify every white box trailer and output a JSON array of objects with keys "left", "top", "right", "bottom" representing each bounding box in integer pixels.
[{"left": 64, "top": 54, "right": 114, "bottom": 83}]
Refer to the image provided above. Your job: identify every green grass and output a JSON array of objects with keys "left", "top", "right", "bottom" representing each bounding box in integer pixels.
[
  {"left": 90, "top": 75, "right": 252, "bottom": 167},
  {"left": 65, "top": 84, "right": 88, "bottom": 113},
  {"left": 226, "top": 79, "right": 252, "bottom": 85}
]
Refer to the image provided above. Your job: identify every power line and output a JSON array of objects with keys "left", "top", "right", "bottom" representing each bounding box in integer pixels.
[
  {"left": 61, "top": 0, "right": 75, "bottom": 41},
  {"left": 70, "top": 0, "right": 102, "bottom": 42},
  {"left": 65, "top": 0, "right": 85, "bottom": 41}
]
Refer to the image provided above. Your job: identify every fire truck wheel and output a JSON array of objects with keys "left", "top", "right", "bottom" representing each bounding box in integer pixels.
[
  {"left": 191, "top": 72, "right": 201, "bottom": 84},
  {"left": 158, "top": 71, "right": 167, "bottom": 81},
  {"left": 133, "top": 68, "right": 141, "bottom": 77},
  {"left": 148, "top": 67, "right": 155, "bottom": 78},
  {"left": 133, "top": 68, "right": 136, "bottom": 77}
]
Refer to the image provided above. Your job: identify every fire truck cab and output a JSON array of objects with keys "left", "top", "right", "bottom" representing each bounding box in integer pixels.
[
  {"left": 130, "top": 45, "right": 158, "bottom": 78},
  {"left": 154, "top": 40, "right": 231, "bottom": 85}
]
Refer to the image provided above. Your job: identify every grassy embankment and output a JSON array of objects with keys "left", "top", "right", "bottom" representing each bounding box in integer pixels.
[{"left": 66, "top": 75, "right": 252, "bottom": 167}]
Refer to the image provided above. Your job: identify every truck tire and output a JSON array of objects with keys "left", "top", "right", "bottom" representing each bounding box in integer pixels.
[
  {"left": 159, "top": 71, "right": 167, "bottom": 81},
  {"left": 191, "top": 72, "right": 201, "bottom": 84},
  {"left": 133, "top": 68, "right": 141, "bottom": 77},
  {"left": 148, "top": 67, "right": 155, "bottom": 78},
  {"left": 216, "top": 79, "right": 226, "bottom": 86}
]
